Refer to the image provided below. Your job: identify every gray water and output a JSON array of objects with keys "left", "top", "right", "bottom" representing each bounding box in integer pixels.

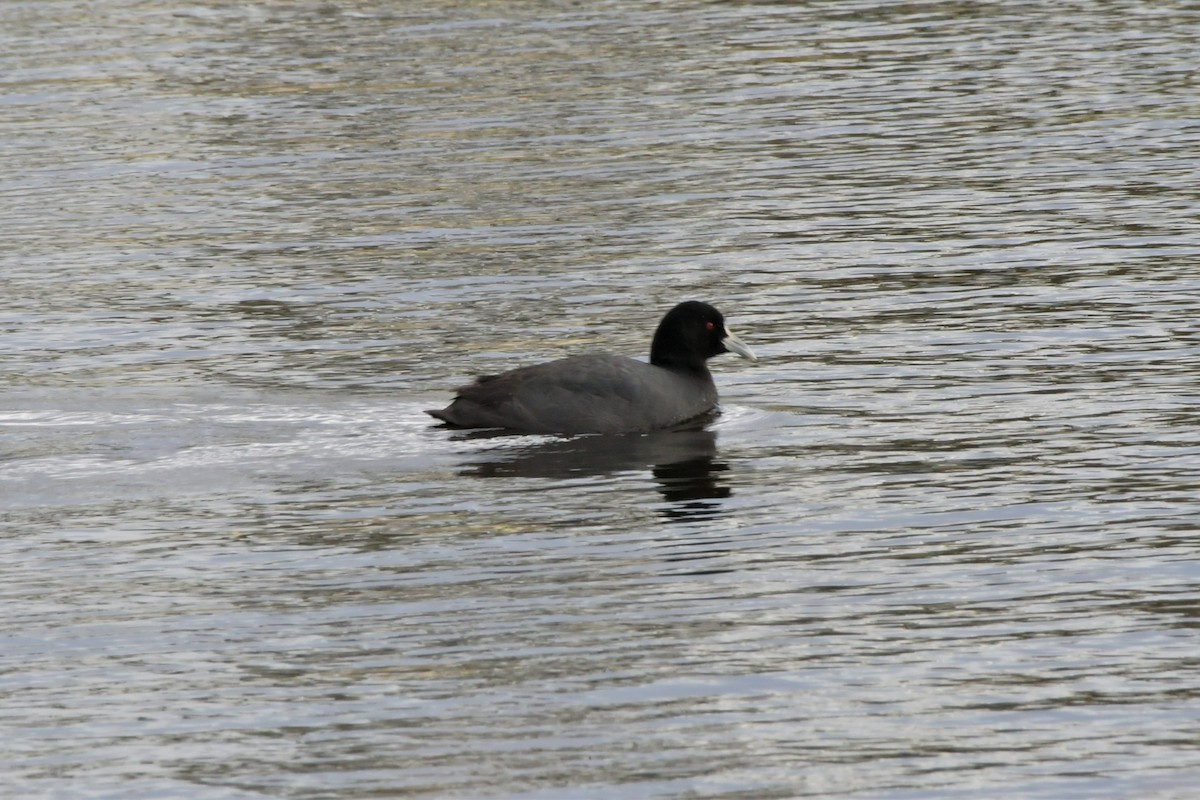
[{"left": 4, "top": 1, "right": 1200, "bottom": 798}]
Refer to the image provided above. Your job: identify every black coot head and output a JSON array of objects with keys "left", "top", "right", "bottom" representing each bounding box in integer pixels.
[{"left": 650, "top": 301, "right": 756, "bottom": 371}]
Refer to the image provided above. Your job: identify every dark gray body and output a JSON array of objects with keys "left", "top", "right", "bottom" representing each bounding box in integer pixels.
[{"left": 427, "top": 354, "right": 718, "bottom": 435}]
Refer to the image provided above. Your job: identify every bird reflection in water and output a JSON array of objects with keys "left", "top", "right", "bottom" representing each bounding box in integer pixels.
[{"left": 456, "top": 427, "right": 731, "bottom": 522}]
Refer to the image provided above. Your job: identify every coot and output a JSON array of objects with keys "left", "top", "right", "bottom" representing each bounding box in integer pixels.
[{"left": 426, "top": 301, "right": 755, "bottom": 434}]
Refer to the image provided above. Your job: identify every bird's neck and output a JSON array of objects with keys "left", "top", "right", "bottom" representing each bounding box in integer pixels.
[{"left": 650, "top": 351, "right": 711, "bottom": 376}]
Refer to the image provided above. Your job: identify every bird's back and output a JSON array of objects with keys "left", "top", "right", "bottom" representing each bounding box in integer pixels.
[{"left": 427, "top": 354, "right": 717, "bottom": 434}]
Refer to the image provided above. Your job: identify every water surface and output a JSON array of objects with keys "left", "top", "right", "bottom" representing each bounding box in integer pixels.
[{"left": 3, "top": 1, "right": 1200, "bottom": 798}]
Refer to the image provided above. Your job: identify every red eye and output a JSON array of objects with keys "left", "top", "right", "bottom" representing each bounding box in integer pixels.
[{"left": 705, "top": 321, "right": 715, "bottom": 330}]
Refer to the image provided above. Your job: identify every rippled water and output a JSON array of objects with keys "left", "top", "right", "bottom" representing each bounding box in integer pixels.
[{"left": 4, "top": 1, "right": 1200, "bottom": 798}]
